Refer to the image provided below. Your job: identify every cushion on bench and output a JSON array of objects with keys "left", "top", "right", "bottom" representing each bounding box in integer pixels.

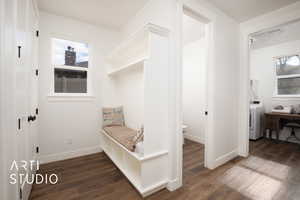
[{"left": 103, "top": 126, "right": 138, "bottom": 152}]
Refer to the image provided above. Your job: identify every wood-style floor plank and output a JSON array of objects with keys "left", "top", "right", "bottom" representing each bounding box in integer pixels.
[{"left": 30, "top": 139, "right": 300, "bottom": 200}]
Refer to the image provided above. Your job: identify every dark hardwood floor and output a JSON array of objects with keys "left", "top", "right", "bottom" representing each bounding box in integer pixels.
[{"left": 30, "top": 139, "right": 300, "bottom": 200}]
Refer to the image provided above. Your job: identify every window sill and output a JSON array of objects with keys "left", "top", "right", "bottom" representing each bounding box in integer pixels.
[
  {"left": 272, "top": 95, "right": 300, "bottom": 99},
  {"left": 47, "top": 94, "right": 95, "bottom": 102}
]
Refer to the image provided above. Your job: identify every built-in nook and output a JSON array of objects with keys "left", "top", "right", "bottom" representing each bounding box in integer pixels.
[{"left": 102, "top": 23, "right": 170, "bottom": 197}]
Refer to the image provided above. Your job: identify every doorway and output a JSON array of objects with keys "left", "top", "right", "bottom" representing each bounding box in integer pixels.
[
  {"left": 181, "top": 7, "right": 210, "bottom": 178},
  {"left": 241, "top": 18, "right": 300, "bottom": 156}
]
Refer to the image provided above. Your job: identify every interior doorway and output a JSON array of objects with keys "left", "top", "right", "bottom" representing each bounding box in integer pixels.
[
  {"left": 181, "top": 7, "right": 210, "bottom": 178},
  {"left": 245, "top": 19, "right": 300, "bottom": 154}
]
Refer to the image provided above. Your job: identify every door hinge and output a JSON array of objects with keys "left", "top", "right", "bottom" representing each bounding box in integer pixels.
[
  {"left": 18, "top": 118, "right": 21, "bottom": 130},
  {"left": 36, "top": 146, "right": 39, "bottom": 154},
  {"left": 18, "top": 46, "right": 21, "bottom": 58},
  {"left": 35, "top": 69, "right": 38, "bottom": 76},
  {"left": 36, "top": 108, "right": 39, "bottom": 115},
  {"left": 36, "top": 30, "right": 39, "bottom": 37},
  {"left": 19, "top": 188, "right": 22, "bottom": 199}
]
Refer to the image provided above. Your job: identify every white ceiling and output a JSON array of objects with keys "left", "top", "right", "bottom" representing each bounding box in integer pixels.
[
  {"left": 208, "top": 0, "right": 300, "bottom": 22},
  {"left": 37, "top": 0, "right": 149, "bottom": 30},
  {"left": 38, "top": 0, "right": 300, "bottom": 30}
]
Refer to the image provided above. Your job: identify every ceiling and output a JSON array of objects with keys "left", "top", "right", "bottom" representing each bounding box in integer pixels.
[
  {"left": 38, "top": 0, "right": 300, "bottom": 30},
  {"left": 37, "top": 0, "right": 149, "bottom": 30},
  {"left": 208, "top": 0, "right": 300, "bottom": 22}
]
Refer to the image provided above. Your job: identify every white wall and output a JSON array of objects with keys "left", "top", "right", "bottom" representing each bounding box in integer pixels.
[
  {"left": 182, "top": 39, "right": 206, "bottom": 144},
  {"left": 38, "top": 12, "right": 120, "bottom": 163},
  {"left": 250, "top": 40, "right": 300, "bottom": 142},
  {"left": 182, "top": 14, "right": 205, "bottom": 45},
  {"left": 113, "top": 67, "right": 144, "bottom": 130}
]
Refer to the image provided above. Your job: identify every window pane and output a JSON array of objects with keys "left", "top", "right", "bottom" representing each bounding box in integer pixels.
[
  {"left": 278, "top": 77, "right": 300, "bottom": 95},
  {"left": 55, "top": 69, "right": 87, "bottom": 93},
  {"left": 53, "top": 38, "right": 89, "bottom": 68},
  {"left": 276, "top": 55, "right": 300, "bottom": 76}
]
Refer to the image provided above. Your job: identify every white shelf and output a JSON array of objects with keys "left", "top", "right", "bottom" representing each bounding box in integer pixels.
[
  {"left": 107, "top": 23, "right": 169, "bottom": 61},
  {"left": 107, "top": 57, "right": 147, "bottom": 77},
  {"left": 106, "top": 23, "right": 170, "bottom": 76}
]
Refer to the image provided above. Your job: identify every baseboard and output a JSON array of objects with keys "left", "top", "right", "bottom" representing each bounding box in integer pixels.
[
  {"left": 142, "top": 180, "right": 168, "bottom": 197},
  {"left": 167, "top": 178, "right": 182, "bottom": 191},
  {"left": 39, "top": 146, "right": 103, "bottom": 164},
  {"left": 214, "top": 149, "right": 238, "bottom": 168},
  {"left": 184, "top": 134, "right": 204, "bottom": 144}
]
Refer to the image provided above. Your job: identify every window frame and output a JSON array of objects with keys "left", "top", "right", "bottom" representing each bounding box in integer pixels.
[
  {"left": 273, "top": 53, "right": 300, "bottom": 98},
  {"left": 49, "top": 35, "right": 93, "bottom": 98}
]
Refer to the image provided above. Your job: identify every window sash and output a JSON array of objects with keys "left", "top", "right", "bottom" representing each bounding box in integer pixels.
[
  {"left": 275, "top": 74, "right": 300, "bottom": 97},
  {"left": 54, "top": 65, "right": 88, "bottom": 71}
]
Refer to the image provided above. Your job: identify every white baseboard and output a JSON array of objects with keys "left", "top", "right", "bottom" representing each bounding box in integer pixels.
[
  {"left": 184, "top": 134, "right": 204, "bottom": 144},
  {"left": 167, "top": 178, "right": 182, "bottom": 191},
  {"left": 142, "top": 180, "right": 168, "bottom": 197},
  {"left": 214, "top": 149, "right": 238, "bottom": 168},
  {"left": 39, "top": 146, "right": 103, "bottom": 164}
]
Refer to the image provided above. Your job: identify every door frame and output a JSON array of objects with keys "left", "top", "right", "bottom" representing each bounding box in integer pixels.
[
  {"left": 181, "top": 6, "right": 212, "bottom": 168},
  {"left": 172, "top": 0, "right": 217, "bottom": 190},
  {"left": 238, "top": 6, "right": 300, "bottom": 157}
]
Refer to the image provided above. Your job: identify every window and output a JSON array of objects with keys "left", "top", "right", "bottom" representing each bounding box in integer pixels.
[
  {"left": 275, "top": 55, "right": 300, "bottom": 96},
  {"left": 54, "top": 69, "right": 87, "bottom": 93},
  {"left": 52, "top": 38, "right": 89, "bottom": 94}
]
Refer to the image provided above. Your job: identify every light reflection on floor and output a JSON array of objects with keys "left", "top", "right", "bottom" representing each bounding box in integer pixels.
[{"left": 220, "top": 155, "right": 291, "bottom": 200}]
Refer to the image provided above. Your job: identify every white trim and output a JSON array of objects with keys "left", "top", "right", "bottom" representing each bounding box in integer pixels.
[
  {"left": 169, "top": 0, "right": 184, "bottom": 191},
  {"left": 273, "top": 95, "right": 300, "bottom": 98},
  {"left": 170, "top": 1, "right": 216, "bottom": 190},
  {"left": 184, "top": 134, "right": 203, "bottom": 144},
  {"left": 146, "top": 23, "right": 170, "bottom": 37},
  {"left": 39, "top": 146, "right": 102, "bottom": 164},
  {"left": 272, "top": 96, "right": 300, "bottom": 100},
  {"left": 166, "top": 178, "right": 181, "bottom": 191},
  {"left": 108, "top": 57, "right": 147, "bottom": 76},
  {"left": 47, "top": 94, "right": 95, "bottom": 102},
  {"left": 277, "top": 74, "right": 300, "bottom": 79},
  {"left": 31, "top": 0, "right": 39, "bottom": 19},
  {"left": 214, "top": 149, "right": 238, "bottom": 168},
  {"left": 180, "top": 1, "right": 216, "bottom": 170},
  {"left": 239, "top": 1, "right": 300, "bottom": 158},
  {"left": 54, "top": 65, "right": 88, "bottom": 71},
  {"left": 141, "top": 180, "right": 168, "bottom": 197}
]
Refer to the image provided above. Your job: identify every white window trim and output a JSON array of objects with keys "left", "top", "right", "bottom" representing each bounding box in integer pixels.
[
  {"left": 49, "top": 36, "right": 94, "bottom": 99},
  {"left": 273, "top": 54, "right": 300, "bottom": 98}
]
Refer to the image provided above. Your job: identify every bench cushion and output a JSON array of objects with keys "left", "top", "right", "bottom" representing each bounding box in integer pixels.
[{"left": 103, "top": 126, "right": 137, "bottom": 152}]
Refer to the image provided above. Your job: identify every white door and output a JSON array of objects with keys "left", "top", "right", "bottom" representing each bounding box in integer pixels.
[
  {"left": 15, "top": 0, "right": 38, "bottom": 199},
  {"left": 16, "top": 0, "right": 30, "bottom": 198},
  {"left": 27, "top": 0, "right": 39, "bottom": 164}
]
